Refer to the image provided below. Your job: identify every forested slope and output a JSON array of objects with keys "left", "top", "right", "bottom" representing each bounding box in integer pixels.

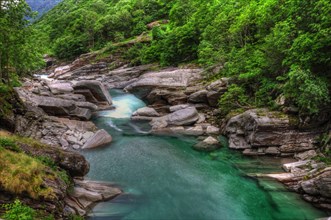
[
  {"left": 1, "top": 0, "right": 330, "bottom": 117},
  {"left": 34, "top": 0, "right": 331, "bottom": 116}
]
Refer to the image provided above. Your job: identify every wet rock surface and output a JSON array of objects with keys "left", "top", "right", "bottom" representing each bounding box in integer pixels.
[
  {"left": 64, "top": 179, "right": 122, "bottom": 216},
  {"left": 193, "top": 136, "right": 221, "bottom": 152},
  {"left": 225, "top": 109, "right": 320, "bottom": 156},
  {"left": 14, "top": 77, "right": 114, "bottom": 150}
]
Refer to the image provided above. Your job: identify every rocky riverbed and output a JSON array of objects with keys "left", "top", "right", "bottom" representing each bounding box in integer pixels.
[{"left": 4, "top": 53, "right": 330, "bottom": 216}]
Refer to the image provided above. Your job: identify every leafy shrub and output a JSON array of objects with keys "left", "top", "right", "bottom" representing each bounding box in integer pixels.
[
  {"left": 219, "top": 84, "right": 250, "bottom": 115},
  {"left": 36, "top": 156, "right": 57, "bottom": 170},
  {"left": 0, "top": 137, "right": 21, "bottom": 152},
  {"left": 2, "top": 200, "right": 36, "bottom": 220},
  {"left": 283, "top": 66, "right": 330, "bottom": 114}
]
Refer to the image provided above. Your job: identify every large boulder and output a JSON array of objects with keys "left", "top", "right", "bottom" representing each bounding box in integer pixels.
[
  {"left": 205, "top": 78, "right": 228, "bottom": 107},
  {"left": 82, "top": 129, "right": 112, "bottom": 149},
  {"left": 35, "top": 96, "right": 92, "bottom": 120},
  {"left": 193, "top": 136, "right": 220, "bottom": 152},
  {"left": 65, "top": 179, "right": 122, "bottom": 216},
  {"left": 300, "top": 169, "right": 331, "bottom": 198},
  {"left": 47, "top": 82, "right": 74, "bottom": 95},
  {"left": 15, "top": 87, "right": 94, "bottom": 120},
  {"left": 124, "top": 69, "right": 202, "bottom": 104},
  {"left": 150, "top": 107, "right": 200, "bottom": 129},
  {"left": 206, "top": 78, "right": 229, "bottom": 92},
  {"left": 18, "top": 141, "right": 90, "bottom": 177},
  {"left": 169, "top": 104, "right": 192, "bottom": 112},
  {"left": 146, "top": 89, "right": 188, "bottom": 105},
  {"left": 73, "top": 80, "right": 112, "bottom": 105},
  {"left": 49, "top": 65, "right": 71, "bottom": 78},
  {"left": 225, "top": 109, "right": 319, "bottom": 155},
  {"left": 125, "top": 68, "right": 202, "bottom": 92},
  {"left": 151, "top": 125, "right": 205, "bottom": 136},
  {"left": 206, "top": 91, "right": 220, "bottom": 107},
  {"left": 132, "top": 107, "right": 160, "bottom": 117},
  {"left": 188, "top": 90, "right": 208, "bottom": 103}
]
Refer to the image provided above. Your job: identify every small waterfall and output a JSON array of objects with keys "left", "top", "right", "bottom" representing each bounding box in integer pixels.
[
  {"left": 84, "top": 89, "right": 327, "bottom": 220},
  {"left": 128, "top": 122, "right": 150, "bottom": 134},
  {"left": 107, "top": 120, "right": 123, "bottom": 132}
]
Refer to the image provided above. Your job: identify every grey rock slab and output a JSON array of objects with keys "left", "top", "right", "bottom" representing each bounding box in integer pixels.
[
  {"left": 48, "top": 82, "right": 73, "bottom": 94},
  {"left": 169, "top": 104, "right": 192, "bottom": 112},
  {"left": 283, "top": 160, "right": 311, "bottom": 172},
  {"left": 76, "top": 101, "right": 98, "bottom": 111},
  {"left": 73, "top": 80, "right": 112, "bottom": 105},
  {"left": 207, "top": 91, "right": 221, "bottom": 107},
  {"left": 150, "top": 107, "right": 200, "bottom": 129},
  {"left": 183, "top": 126, "right": 204, "bottom": 136},
  {"left": 206, "top": 78, "right": 228, "bottom": 92},
  {"left": 206, "top": 126, "right": 220, "bottom": 135},
  {"left": 265, "top": 147, "right": 280, "bottom": 155},
  {"left": 188, "top": 90, "right": 208, "bottom": 103},
  {"left": 69, "top": 107, "right": 92, "bottom": 121},
  {"left": 225, "top": 109, "right": 319, "bottom": 151},
  {"left": 82, "top": 129, "right": 112, "bottom": 149},
  {"left": 193, "top": 136, "right": 220, "bottom": 152},
  {"left": 295, "top": 150, "right": 317, "bottom": 161},
  {"left": 132, "top": 107, "right": 160, "bottom": 117}
]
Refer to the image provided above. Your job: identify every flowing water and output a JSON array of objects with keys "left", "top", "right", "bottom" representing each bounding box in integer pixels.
[{"left": 83, "top": 90, "right": 327, "bottom": 220}]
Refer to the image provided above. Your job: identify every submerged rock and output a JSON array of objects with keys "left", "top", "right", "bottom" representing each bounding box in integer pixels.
[{"left": 193, "top": 136, "right": 220, "bottom": 152}]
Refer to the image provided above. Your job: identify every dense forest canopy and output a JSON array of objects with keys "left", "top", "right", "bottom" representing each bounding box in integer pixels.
[{"left": 2, "top": 0, "right": 331, "bottom": 116}]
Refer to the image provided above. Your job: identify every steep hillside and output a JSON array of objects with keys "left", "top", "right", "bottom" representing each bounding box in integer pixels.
[{"left": 34, "top": 0, "right": 331, "bottom": 116}]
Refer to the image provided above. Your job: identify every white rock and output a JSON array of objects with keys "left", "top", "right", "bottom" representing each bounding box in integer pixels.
[{"left": 206, "top": 126, "right": 220, "bottom": 135}]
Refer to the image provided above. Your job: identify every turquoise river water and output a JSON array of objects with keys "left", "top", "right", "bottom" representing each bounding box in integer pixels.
[{"left": 82, "top": 90, "right": 327, "bottom": 220}]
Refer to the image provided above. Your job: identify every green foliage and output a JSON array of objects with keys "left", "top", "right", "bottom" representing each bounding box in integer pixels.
[
  {"left": 0, "top": 0, "right": 44, "bottom": 82},
  {"left": 33, "top": 0, "right": 331, "bottom": 115},
  {"left": 36, "top": 156, "right": 57, "bottom": 170},
  {"left": 1, "top": 199, "right": 56, "bottom": 220},
  {"left": 219, "top": 84, "right": 250, "bottom": 116},
  {"left": 283, "top": 66, "right": 330, "bottom": 114},
  {"left": 53, "top": 34, "right": 89, "bottom": 59},
  {"left": 2, "top": 199, "right": 36, "bottom": 220},
  {"left": 0, "top": 137, "right": 20, "bottom": 152},
  {"left": 57, "top": 170, "right": 71, "bottom": 186}
]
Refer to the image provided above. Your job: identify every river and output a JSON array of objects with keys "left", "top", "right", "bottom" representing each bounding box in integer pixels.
[{"left": 82, "top": 90, "right": 327, "bottom": 220}]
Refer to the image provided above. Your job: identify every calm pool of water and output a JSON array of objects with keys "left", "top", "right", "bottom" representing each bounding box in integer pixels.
[{"left": 83, "top": 90, "right": 327, "bottom": 220}]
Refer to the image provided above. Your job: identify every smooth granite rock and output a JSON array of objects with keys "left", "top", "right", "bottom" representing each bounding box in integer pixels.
[
  {"left": 193, "top": 136, "right": 220, "bottom": 152},
  {"left": 82, "top": 129, "right": 112, "bottom": 149}
]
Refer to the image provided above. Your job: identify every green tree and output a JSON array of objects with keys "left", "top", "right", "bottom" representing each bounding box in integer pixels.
[{"left": 0, "top": 0, "right": 43, "bottom": 83}]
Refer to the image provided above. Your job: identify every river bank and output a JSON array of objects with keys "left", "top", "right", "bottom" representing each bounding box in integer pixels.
[{"left": 1, "top": 53, "right": 330, "bottom": 218}]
